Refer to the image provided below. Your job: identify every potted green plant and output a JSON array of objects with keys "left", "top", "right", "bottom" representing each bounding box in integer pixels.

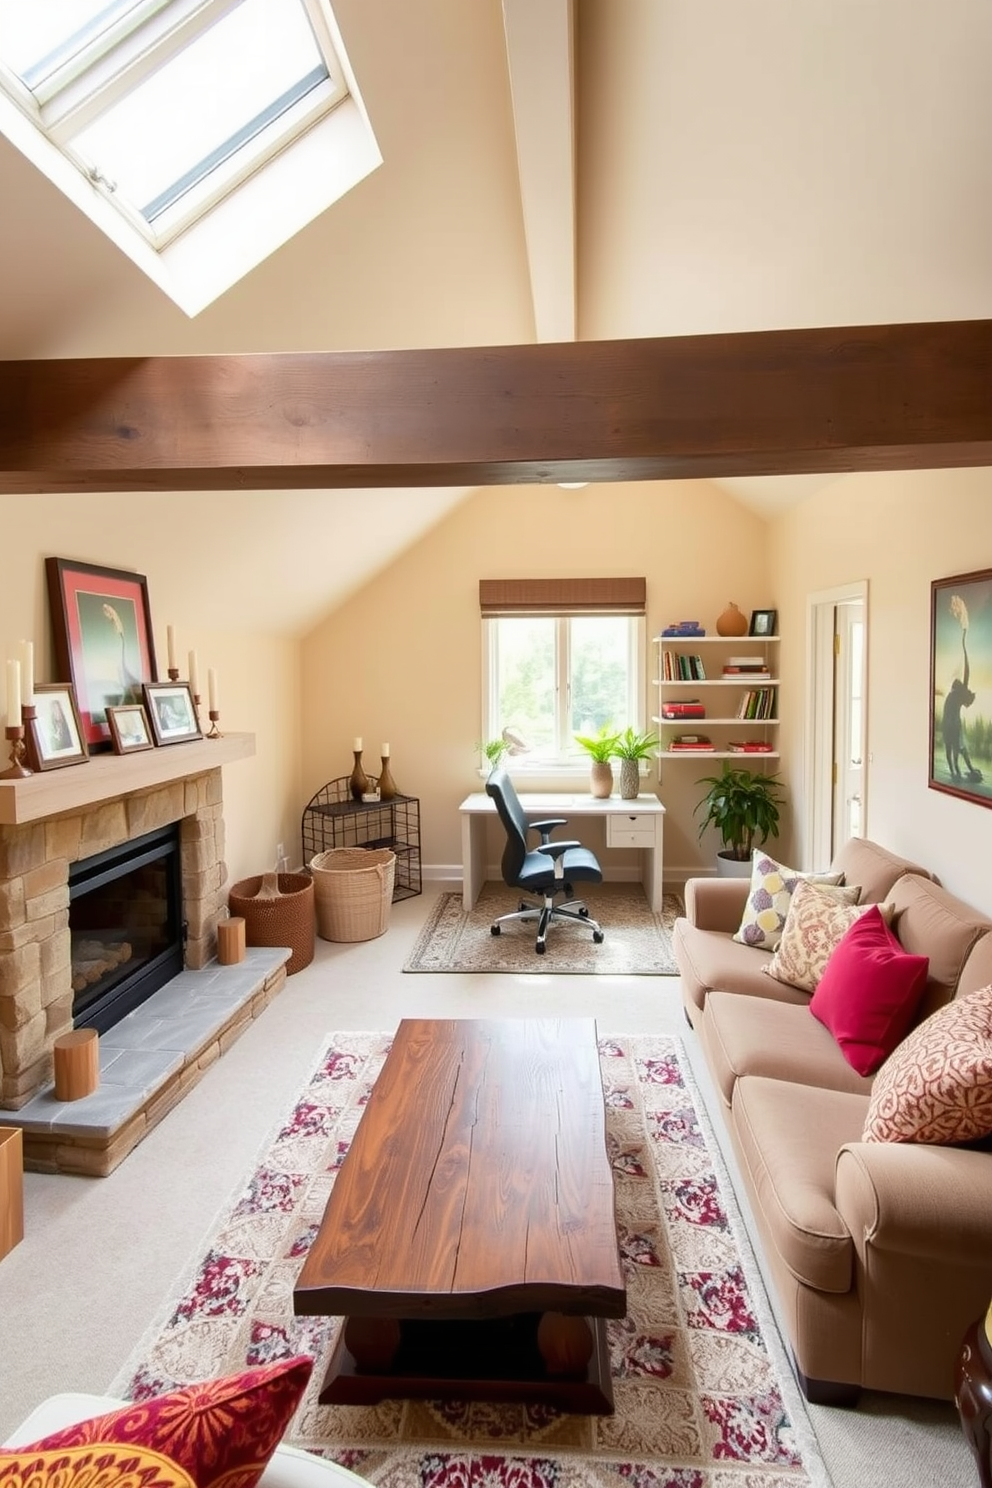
[
  {"left": 611, "top": 726, "right": 660, "bottom": 800},
  {"left": 574, "top": 724, "right": 621, "bottom": 799},
  {"left": 477, "top": 738, "right": 507, "bottom": 774},
  {"left": 694, "top": 763, "right": 784, "bottom": 876}
]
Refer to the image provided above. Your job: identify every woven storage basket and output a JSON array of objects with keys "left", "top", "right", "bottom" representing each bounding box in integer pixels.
[
  {"left": 310, "top": 848, "right": 396, "bottom": 942},
  {"left": 227, "top": 872, "right": 315, "bottom": 975}
]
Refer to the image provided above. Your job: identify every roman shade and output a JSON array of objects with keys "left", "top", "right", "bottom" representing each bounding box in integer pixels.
[{"left": 479, "top": 578, "right": 646, "bottom": 617}]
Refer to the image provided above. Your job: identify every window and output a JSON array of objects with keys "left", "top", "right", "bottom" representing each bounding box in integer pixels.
[
  {"left": 0, "top": 0, "right": 381, "bottom": 314},
  {"left": 480, "top": 579, "right": 647, "bottom": 772}
]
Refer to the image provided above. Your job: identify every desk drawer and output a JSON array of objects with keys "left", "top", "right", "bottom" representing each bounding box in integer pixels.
[{"left": 606, "top": 814, "right": 657, "bottom": 848}]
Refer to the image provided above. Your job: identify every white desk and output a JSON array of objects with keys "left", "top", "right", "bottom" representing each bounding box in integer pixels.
[{"left": 458, "top": 792, "right": 666, "bottom": 912}]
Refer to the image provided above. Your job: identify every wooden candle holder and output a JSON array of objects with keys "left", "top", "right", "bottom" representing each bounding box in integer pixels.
[
  {"left": 53, "top": 1028, "right": 100, "bottom": 1101},
  {"left": 206, "top": 709, "right": 223, "bottom": 739},
  {"left": 1, "top": 724, "right": 31, "bottom": 779},
  {"left": 217, "top": 916, "right": 247, "bottom": 965}
]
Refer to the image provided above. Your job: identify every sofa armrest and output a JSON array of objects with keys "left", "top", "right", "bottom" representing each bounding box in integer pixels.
[
  {"left": 683, "top": 876, "right": 749, "bottom": 933},
  {"left": 835, "top": 1141, "right": 992, "bottom": 1260}
]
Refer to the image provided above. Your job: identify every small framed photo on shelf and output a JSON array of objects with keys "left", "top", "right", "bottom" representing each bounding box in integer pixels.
[
  {"left": 749, "top": 608, "right": 778, "bottom": 637},
  {"left": 143, "top": 682, "right": 201, "bottom": 746},
  {"left": 107, "top": 703, "right": 154, "bottom": 754},
  {"left": 25, "top": 684, "right": 89, "bottom": 772}
]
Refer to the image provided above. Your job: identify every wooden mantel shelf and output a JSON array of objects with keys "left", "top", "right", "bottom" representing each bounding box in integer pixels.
[{"left": 0, "top": 732, "right": 255, "bottom": 826}]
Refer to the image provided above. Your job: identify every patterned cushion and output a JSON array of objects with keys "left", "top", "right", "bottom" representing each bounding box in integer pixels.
[
  {"left": 809, "top": 906, "right": 929, "bottom": 1076},
  {"left": 733, "top": 851, "right": 849, "bottom": 951},
  {"left": 863, "top": 985, "right": 992, "bottom": 1143},
  {"left": 21, "top": 1358, "right": 313, "bottom": 1488},
  {"left": 0, "top": 1445, "right": 195, "bottom": 1488},
  {"left": 764, "top": 878, "right": 886, "bottom": 993}
]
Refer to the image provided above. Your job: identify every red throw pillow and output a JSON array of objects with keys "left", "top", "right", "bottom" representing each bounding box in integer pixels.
[
  {"left": 809, "top": 905, "right": 929, "bottom": 1076},
  {"left": 0, "top": 1445, "right": 196, "bottom": 1488},
  {"left": 21, "top": 1357, "right": 313, "bottom": 1488}
]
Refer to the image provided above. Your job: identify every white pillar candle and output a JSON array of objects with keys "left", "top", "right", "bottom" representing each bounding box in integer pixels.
[
  {"left": 353, "top": 736, "right": 362, "bottom": 751},
  {"left": 381, "top": 743, "right": 390, "bottom": 757},
  {"left": 188, "top": 649, "right": 199, "bottom": 697},
  {"left": 19, "top": 640, "right": 34, "bottom": 708},
  {"left": 6, "top": 658, "right": 21, "bottom": 724},
  {"left": 208, "top": 668, "right": 219, "bottom": 711},
  {"left": 167, "top": 625, "right": 177, "bottom": 670}
]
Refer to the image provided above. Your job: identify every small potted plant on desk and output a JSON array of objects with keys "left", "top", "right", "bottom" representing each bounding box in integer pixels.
[
  {"left": 574, "top": 724, "right": 621, "bottom": 798},
  {"left": 612, "top": 726, "right": 660, "bottom": 800},
  {"left": 478, "top": 738, "right": 508, "bottom": 776},
  {"left": 694, "top": 763, "right": 784, "bottom": 876}
]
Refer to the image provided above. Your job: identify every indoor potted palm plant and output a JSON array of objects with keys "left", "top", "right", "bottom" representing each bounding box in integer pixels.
[
  {"left": 611, "top": 726, "right": 660, "bottom": 800},
  {"left": 694, "top": 763, "right": 784, "bottom": 875},
  {"left": 574, "top": 724, "right": 620, "bottom": 798}
]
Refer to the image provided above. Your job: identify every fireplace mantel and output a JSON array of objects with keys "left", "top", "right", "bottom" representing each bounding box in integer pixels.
[{"left": 0, "top": 732, "right": 255, "bottom": 825}]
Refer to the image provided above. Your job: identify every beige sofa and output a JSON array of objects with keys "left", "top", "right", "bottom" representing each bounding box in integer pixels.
[{"left": 673, "top": 836, "right": 992, "bottom": 1404}]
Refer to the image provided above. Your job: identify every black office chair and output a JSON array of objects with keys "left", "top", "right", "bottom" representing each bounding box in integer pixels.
[{"left": 485, "top": 768, "right": 605, "bottom": 954}]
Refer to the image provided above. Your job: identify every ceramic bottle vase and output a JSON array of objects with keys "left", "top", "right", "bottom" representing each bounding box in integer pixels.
[
  {"left": 716, "top": 602, "right": 749, "bottom": 636},
  {"left": 378, "top": 755, "right": 398, "bottom": 800},
  {"left": 590, "top": 761, "right": 614, "bottom": 799},
  {"left": 349, "top": 750, "right": 369, "bottom": 800}
]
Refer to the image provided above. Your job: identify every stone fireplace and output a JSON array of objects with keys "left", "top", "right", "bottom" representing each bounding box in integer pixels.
[{"left": 0, "top": 733, "right": 275, "bottom": 1130}]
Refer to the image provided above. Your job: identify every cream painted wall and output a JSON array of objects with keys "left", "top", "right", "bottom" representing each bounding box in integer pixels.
[
  {"left": 300, "top": 480, "right": 774, "bottom": 881},
  {"left": 770, "top": 466, "right": 992, "bottom": 913},
  {"left": 0, "top": 495, "right": 301, "bottom": 884}
]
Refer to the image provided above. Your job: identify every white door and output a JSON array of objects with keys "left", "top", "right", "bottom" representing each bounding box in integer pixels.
[
  {"left": 806, "top": 582, "right": 868, "bottom": 867},
  {"left": 832, "top": 600, "right": 865, "bottom": 851}
]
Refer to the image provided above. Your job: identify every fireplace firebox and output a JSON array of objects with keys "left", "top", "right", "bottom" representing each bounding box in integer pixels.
[{"left": 69, "top": 823, "right": 185, "bottom": 1034}]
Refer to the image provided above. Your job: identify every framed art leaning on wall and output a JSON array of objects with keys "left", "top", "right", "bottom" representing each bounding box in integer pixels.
[{"left": 929, "top": 568, "right": 992, "bottom": 808}]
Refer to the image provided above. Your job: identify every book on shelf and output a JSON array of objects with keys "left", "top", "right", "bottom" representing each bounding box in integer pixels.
[
  {"left": 727, "top": 740, "right": 776, "bottom": 753},
  {"left": 662, "top": 703, "right": 706, "bottom": 718},
  {"left": 660, "top": 623, "right": 706, "bottom": 636},
  {"left": 669, "top": 734, "right": 715, "bottom": 751},
  {"left": 722, "top": 665, "right": 772, "bottom": 677}
]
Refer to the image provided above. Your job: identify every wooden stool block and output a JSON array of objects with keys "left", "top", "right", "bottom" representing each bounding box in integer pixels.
[
  {"left": 53, "top": 1028, "right": 100, "bottom": 1101},
  {"left": 217, "top": 916, "right": 247, "bottom": 965},
  {"left": 0, "top": 1127, "right": 24, "bottom": 1261}
]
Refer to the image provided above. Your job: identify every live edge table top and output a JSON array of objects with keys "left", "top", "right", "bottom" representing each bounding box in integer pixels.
[{"left": 293, "top": 1017, "right": 626, "bottom": 1322}]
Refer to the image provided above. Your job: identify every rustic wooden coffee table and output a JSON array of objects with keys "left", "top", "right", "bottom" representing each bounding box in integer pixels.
[{"left": 294, "top": 1017, "right": 626, "bottom": 1412}]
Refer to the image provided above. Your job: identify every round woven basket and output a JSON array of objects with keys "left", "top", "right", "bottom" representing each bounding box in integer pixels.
[
  {"left": 310, "top": 848, "right": 396, "bottom": 942},
  {"left": 227, "top": 872, "right": 315, "bottom": 975}
]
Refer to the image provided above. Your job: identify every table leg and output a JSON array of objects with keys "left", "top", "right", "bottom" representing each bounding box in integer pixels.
[
  {"left": 461, "top": 812, "right": 486, "bottom": 910},
  {"left": 641, "top": 816, "right": 665, "bottom": 911}
]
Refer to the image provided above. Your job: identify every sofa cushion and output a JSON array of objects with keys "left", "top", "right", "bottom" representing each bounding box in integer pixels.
[
  {"left": 885, "top": 874, "right": 992, "bottom": 1022},
  {"left": 809, "top": 906, "right": 929, "bottom": 1076},
  {"left": 764, "top": 877, "right": 880, "bottom": 993},
  {"left": 21, "top": 1359, "right": 314, "bottom": 1488},
  {"left": 829, "top": 837, "right": 931, "bottom": 903},
  {"left": 0, "top": 1445, "right": 195, "bottom": 1488},
  {"left": 731, "top": 1075, "right": 866, "bottom": 1292},
  {"left": 958, "top": 931, "right": 992, "bottom": 999},
  {"left": 703, "top": 991, "right": 876, "bottom": 1106},
  {"left": 674, "top": 918, "right": 808, "bottom": 1020},
  {"left": 863, "top": 985, "right": 992, "bottom": 1144},
  {"left": 732, "top": 851, "right": 845, "bottom": 951}
]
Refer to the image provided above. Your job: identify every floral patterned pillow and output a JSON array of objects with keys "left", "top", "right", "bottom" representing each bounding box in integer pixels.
[
  {"left": 732, "top": 851, "right": 849, "bottom": 951},
  {"left": 764, "top": 877, "right": 887, "bottom": 993},
  {"left": 20, "top": 1358, "right": 313, "bottom": 1488},
  {"left": 0, "top": 1446, "right": 195, "bottom": 1488},
  {"left": 863, "top": 986, "right": 992, "bottom": 1144}
]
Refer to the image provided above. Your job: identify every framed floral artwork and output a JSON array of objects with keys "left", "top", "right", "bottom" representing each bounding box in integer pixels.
[
  {"left": 46, "top": 558, "right": 158, "bottom": 751},
  {"left": 930, "top": 568, "right": 992, "bottom": 808}
]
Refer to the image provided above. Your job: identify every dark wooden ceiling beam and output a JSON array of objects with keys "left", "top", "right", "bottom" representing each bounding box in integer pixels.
[{"left": 2, "top": 319, "right": 991, "bottom": 492}]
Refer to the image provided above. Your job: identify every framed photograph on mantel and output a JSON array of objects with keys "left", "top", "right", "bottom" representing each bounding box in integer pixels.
[
  {"left": 46, "top": 558, "right": 158, "bottom": 752},
  {"left": 25, "top": 684, "right": 89, "bottom": 772},
  {"left": 106, "top": 703, "right": 154, "bottom": 755},
  {"left": 930, "top": 568, "right": 992, "bottom": 809},
  {"left": 143, "top": 682, "right": 201, "bottom": 747}
]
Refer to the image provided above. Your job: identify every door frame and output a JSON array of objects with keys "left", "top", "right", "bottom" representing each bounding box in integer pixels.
[{"left": 805, "top": 580, "right": 868, "bottom": 867}]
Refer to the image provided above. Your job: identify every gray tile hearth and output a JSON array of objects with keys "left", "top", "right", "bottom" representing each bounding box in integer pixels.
[{"left": 3, "top": 947, "right": 290, "bottom": 1175}]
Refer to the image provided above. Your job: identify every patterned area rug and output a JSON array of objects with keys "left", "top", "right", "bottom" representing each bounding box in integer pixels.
[
  {"left": 112, "top": 1031, "right": 831, "bottom": 1488},
  {"left": 403, "top": 884, "right": 683, "bottom": 974}
]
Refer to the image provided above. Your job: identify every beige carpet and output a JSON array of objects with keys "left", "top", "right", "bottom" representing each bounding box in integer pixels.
[
  {"left": 403, "top": 883, "right": 683, "bottom": 974},
  {"left": 110, "top": 1030, "right": 831, "bottom": 1488}
]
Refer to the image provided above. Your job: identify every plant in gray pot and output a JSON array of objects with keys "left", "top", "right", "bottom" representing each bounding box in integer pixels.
[
  {"left": 694, "top": 764, "right": 784, "bottom": 876},
  {"left": 611, "top": 726, "right": 660, "bottom": 800}
]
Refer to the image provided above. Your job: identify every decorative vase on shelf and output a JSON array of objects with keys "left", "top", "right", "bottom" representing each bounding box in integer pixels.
[
  {"left": 349, "top": 750, "right": 369, "bottom": 800},
  {"left": 716, "top": 602, "right": 749, "bottom": 637},
  {"left": 378, "top": 755, "right": 398, "bottom": 800},
  {"left": 590, "top": 761, "right": 614, "bottom": 799}
]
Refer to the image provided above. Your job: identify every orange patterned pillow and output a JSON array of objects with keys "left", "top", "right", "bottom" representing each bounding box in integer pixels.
[
  {"left": 863, "top": 986, "right": 992, "bottom": 1143},
  {"left": 0, "top": 1445, "right": 195, "bottom": 1488},
  {"left": 763, "top": 877, "right": 875, "bottom": 992},
  {"left": 21, "top": 1358, "right": 313, "bottom": 1488}
]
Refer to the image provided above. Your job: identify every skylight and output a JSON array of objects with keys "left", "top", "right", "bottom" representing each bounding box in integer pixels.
[{"left": 0, "top": 0, "right": 381, "bottom": 314}]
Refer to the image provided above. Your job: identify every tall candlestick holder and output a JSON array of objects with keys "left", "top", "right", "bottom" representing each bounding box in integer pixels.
[
  {"left": 206, "top": 708, "right": 222, "bottom": 739},
  {"left": 192, "top": 692, "right": 202, "bottom": 728},
  {"left": 167, "top": 666, "right": 180, "bottom": 682},
  {"left": 2, "top": 719, "right": 32, "bottom": 778}
]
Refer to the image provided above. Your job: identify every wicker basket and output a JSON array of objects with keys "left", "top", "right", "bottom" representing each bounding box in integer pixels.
[
  {"left": 227, "top": 872, "right": 315, "bottom": 975},
  {"left": 310, "top": 848, "right": 396, "bottom": 942}
]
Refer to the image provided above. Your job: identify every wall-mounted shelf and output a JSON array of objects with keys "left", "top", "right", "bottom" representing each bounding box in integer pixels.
[{"left": 653, "top": 635, "right": 780, "bottom": 774}]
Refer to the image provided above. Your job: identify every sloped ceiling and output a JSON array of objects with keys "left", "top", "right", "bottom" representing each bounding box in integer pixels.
[{"left": 2, "top": 0, "right": 990, "bottom": 631}]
